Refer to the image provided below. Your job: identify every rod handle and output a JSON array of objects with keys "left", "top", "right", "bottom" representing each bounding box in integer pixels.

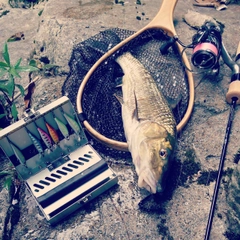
[
  {"left": 226, "top": 41, "right": 240, "bottom": 104},
  {"left": 226, "top": 75, "right": 240, "bottom": 104}
]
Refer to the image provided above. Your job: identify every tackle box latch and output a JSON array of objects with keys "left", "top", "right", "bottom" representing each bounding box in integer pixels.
[
  {"left": 78, "top": 194, "right": 92, "bottom": 205},
  {"left": 23, "top": 108, "right": 40, "bottom": 122}
]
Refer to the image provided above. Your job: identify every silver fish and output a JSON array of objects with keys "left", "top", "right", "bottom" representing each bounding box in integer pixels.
[{"left": 116, "top": 52, "right": 177, "bottom": 194}]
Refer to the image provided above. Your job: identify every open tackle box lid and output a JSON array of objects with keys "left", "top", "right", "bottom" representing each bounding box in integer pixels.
[
  {"left": 0, "top": 96, "right": 118, "bottom": 225},
  {"left": 0, "top": 96, "right": 89, "bottom": 180}
]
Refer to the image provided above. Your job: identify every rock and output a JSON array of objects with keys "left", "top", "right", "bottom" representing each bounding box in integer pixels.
[
  {"left": 226, "top": 163, "right": 240, "bottom": 236},
  {"left": 183, "top": 10, "right": 221, "bottom": 29}
]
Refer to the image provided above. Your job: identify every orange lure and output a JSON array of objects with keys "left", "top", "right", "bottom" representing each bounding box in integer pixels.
[{"left": 45, "top": 123, "right": 59, "bottom": 144}]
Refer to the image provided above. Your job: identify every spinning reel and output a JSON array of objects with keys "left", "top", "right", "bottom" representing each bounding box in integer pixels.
[
  {"left": 191, "top": 21, "right": 223, "bottom": 71},
  {"left": 161, "top": 21, "right": 224, "bottom": 74}
]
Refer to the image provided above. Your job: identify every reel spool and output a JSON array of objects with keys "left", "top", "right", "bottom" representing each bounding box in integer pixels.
[{"left": 191, "top": 21, "right": 223, "bottom": 70}]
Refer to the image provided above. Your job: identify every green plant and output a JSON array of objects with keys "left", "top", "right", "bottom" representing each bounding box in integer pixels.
[
  {"left": 0, "top": 42, "right": 38, "bottom": 125},
  {"left": 0, "top": 165, "right": 16, "bottom": 191}
]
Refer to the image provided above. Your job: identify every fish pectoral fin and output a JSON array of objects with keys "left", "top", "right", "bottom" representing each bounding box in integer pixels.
[
  {"left": 133, "top": 90, "right": 139, "bottom": 120},
  {"left": 132, "top": 108, "right": 139, "bottom": 121},
  {"left": 113, "top": 93, "right": 123, "bottom": 104}
]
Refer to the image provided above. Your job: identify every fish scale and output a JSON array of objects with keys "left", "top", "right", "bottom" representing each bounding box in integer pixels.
[{"left": 117, "top": 52, "right": 176, "bottom": 136}]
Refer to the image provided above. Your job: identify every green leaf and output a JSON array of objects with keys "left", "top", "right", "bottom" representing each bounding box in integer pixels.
[
  {"left": 16, "top": 65, "right": 39, "bottom": 72},
  {"left": 0, "top": 170, "right": 11, "bottom": 178},
  {"left": 0, "top": 61, "right": 9, "bottom": 68},
  {"left": 4, "top": 176, "right": 13, "bottom": 190},
  {"left": 43, "top": 64, "right": 58, "bottom": 69},
  {"left": 7, "top": 74, "right": 15, "bottom": 97},
  {"left": 3, "top": 43, "right": 10, "bottom": 66},
  {"left": 15, "top": 84, "right": 25, "bottom": 96},
  {"left": 0, "top": 84, "right": 9, "bottom": 93},
  {"left": 0, "top": 113, "right": 7, "bottom": 119},
  {"left": 11, "top": 103, "right": 18, "bottom": 120},
  {"left": 7, "top": 38, "right": 18, "bottom": 43},
  {"left": 0, "top": 79, "right": 8, "bottom": 83},
  {"left": 10, "top": 66, "right": 21, "bottom": 78},
  {"left": 0, "top": 68, "right": 8, "bottom": 77},
  {"left": 14, "top": 58, "right": 22, "bottom": 68},
  {"left": 0, "top": 79, "right": 14, "bottom": 95},
  {"left": 29, "top": 59, "right": 37, "bottom": 67},
  {"left": 38, "top": 9, "right": 44, "bottom": 16}
]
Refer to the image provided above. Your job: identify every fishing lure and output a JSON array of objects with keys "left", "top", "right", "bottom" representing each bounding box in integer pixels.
[
  {"left": 63, "top": 113, "right": 80, "bottom": 135},
  {"left": 9, "top": 142, "right": 26, "bottom": 165},
  {"left": 54, "top": 117, "right": 69, "bottom": 138},
  {"left": 28, "top": 131, "right": 44, "bottom": 154},
  {"left": 45, "top": 122, "right": 59, "bottom": 144},
  {"left": 37, "top": 127, "right": 52, "bottom": 149}
]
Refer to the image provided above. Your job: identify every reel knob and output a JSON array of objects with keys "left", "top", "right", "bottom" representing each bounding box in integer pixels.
[{"left": 226, "top": 74, "right": 240, "bottom": 104}]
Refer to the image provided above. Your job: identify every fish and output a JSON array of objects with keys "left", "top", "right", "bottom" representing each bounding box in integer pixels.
[
  {"left": 45, "top": 122, "right": 59, "bottom": 144},
  {"left": 63, "top": 113, "right": 81, "bottom": 135},
  {"left": 28, "top": 131, "right": 44, "bottom": 154},
  {"left": 115, "top": 52, "right": 177, "bottom": 194},
  {"left": 54, "top": 117, "right": 69, "bottom": 138},
  {"left": 37, "top": 127, "right": 52, "bottom": 149}
]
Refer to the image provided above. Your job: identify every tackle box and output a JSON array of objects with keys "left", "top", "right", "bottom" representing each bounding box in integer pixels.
[{"left": 0, "top": 96, "right": 118, "bottom": 225}]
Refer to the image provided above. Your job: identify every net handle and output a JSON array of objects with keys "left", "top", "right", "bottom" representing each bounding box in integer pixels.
[{"left": 76, "top": 0, "right": 195, "bottom": 151}]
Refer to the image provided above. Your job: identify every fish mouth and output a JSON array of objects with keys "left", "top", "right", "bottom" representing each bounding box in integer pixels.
[{"left": 138, "top": 169, "right": 158, "bottom": 194}]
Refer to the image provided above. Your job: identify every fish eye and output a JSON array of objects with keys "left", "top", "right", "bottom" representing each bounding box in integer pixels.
[{"left": 159, "top": 149, "right": 167, "bottom": 158}]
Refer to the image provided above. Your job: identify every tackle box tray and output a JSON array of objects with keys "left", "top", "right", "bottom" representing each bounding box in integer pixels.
[{"left": 0, "top": 96, "right": 118, "bottom": 225}]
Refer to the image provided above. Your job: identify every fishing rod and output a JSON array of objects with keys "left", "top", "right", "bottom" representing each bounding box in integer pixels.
[
  {"left": 160, "top": 21, "right": 240, "bottom": 238},
  {"left": 204, "top": 41, "right": 240, "bottom": 240}
]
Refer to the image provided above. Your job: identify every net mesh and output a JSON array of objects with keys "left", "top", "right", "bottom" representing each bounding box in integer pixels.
[{"left": 62, "top": 28, "right": 189, "bottom": 157}]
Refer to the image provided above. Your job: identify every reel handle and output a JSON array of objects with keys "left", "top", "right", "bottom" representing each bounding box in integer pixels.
[{"left": 226, "top": 41, "right": 240, "bottom": 104}]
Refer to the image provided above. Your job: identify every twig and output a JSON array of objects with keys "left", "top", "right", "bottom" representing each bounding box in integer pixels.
[{"left": 13, "top": 76, "right": 41, "bottom": 101}]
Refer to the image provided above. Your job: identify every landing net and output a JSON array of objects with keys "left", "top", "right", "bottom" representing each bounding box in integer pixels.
[{"left": 62, "top": 28, "right": 189, "bottom": 156}]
